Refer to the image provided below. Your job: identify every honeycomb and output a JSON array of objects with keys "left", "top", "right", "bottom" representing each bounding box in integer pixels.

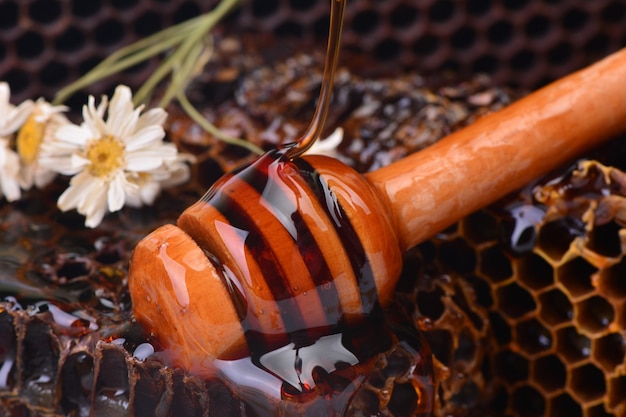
[
  {"left": 1, "top": 0, "right": 626, "bottom": 105},
  {"left": 407, "top": 159, "right": 626, "bottom": 417},
  {"left": 1, "top": 1, "right": 626, "bottom": 416}
]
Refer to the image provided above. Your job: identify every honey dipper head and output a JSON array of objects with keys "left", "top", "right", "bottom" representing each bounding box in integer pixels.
[{"left": 128, "top": 147, "right": 403, "bottom": 372}]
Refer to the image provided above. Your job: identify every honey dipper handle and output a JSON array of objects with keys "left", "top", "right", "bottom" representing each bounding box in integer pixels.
[{"left": 366, "top": 47, "right": 626, "bottom": 251}]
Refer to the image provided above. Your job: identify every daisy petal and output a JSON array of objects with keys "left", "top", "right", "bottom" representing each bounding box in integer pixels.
[
  {"left": 125, "top": 125, "right": 166, "bottom": 151},
  {"left": 136, "top": 108, "right": 167, "bottom": 131},
  {"left": 58, "top": 172, "right": 92, "bottom": 211},
  {"left": 55, "top": 124, "right": 92, "bottom": 146},
  {"left": 107, "top": 174, "right": 126, "bottom": 212}
]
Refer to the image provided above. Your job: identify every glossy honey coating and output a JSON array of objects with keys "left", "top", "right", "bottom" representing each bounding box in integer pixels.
[{"left": 129, "top": 146, "right": 403, "bottom": 369}]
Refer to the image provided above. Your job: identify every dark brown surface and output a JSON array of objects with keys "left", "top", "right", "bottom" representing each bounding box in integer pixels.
[
  {"left": 1, "top": 2, "right": 626, "bottom": 415},
  {"left": 1, "top": 0, "right": 626, "bottom": 103}
]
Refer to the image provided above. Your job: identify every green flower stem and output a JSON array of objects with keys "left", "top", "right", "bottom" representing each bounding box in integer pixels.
[
  {"left": 176, "top": 91, "right": 264, "bottom": 155},
  {"left": 52, "top": 17, "right": 198, "bottom": 105},
  {"left": 51, "top": 0, "right": 259, "bottom": 154}
]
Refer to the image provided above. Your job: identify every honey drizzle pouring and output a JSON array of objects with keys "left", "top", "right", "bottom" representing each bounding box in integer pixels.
[{"left": 285, "top": 0, "right": 346, "bottom": 159}]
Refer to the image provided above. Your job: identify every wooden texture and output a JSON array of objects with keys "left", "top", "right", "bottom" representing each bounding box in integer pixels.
[{"left": 367, "top": 47, "right": 626, "bottom": 251}]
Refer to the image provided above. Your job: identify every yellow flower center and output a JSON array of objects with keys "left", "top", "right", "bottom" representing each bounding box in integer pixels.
[
  {"left": 16, "top": 114, "right": 45, "bottom": 164},
  {"left": 86, "top": 135, "right": 125, "bottom": 178}
]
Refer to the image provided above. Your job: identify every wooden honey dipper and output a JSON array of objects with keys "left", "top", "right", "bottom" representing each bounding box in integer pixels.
[{"left": 128, "top": 0, "right": 626, "bottom": 375}]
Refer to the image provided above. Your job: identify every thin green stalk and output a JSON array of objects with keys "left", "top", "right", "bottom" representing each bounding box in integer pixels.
[
  {"left": 160, "top": 37, "right": 211, "bottom": 107},
  {"left": 177, "top": 91, "right": 264, "bottom": 155},
  {"left": 53, "top": 19, "right": 198, "bottom": 105},
  {"left": 53, "top": 0, "right": 241, "bottom": 106}
]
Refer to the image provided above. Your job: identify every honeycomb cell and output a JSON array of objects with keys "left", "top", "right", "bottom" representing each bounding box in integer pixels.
[
  {"left": 494, "top": 350, "right": 529, "bottom": 385},
  {"left": 93, "top": 346, "right": 130, "bottom": 414},
  {"left": 525, "top": 14, "right": 552, "bottom": 39},
  {"left": 587, "top": 404, "right": 614, "bottom": 417},
  {"left": 374, "top": 38, "right": 402, "bottom": 61},
  {"left": 511, "top": 385, "right": 545, "bottom": 417},
  {"left": 71, "top": 0, "right": 102, "bottom": 18},
  {"left": 462, "top": 211, "right": 499, "bottom": 245},
  {"left": 351, "top": 9, "right": 380, "bottom": 36},
  {"left": 516, "top": 252, "right": 553, "bottom": 291},
  {"left": 516, "top": 318, "right": 552, "bottom": 355},
  {"left": 556, "top": 327, "right": 590, "bottom": 364},
  {"left": 251, "top": 0, "right": 279, "bottom": 19},
  {"left": 15, "top": 31, "right": 46, "bottom": 60},
  {"left": 465, "top": 274, "right": 493, "bottom": 308},
  {"left": 490, "top": 311, "right": 512, "bottom": 346},
  {"left": 601, "top": 2, "right": 626, "bottom": 24},
  {"left": 387, "top": 383, "right": 418, "bottom": 416},
  {"left": 0, "top": 1, "right": 18, "bottom": 30},
  {"left": 593, "top": 332, "right": 626, "bottom": 373},
  {"left": 466, "top": 0, "right": 492, "bottom": 17},
  {"left": 289, "top": 0, "right": 316, "bottom": 12},
  {"left": 412, "top": 34, "right": 439, "bottom": 57},
  {"left": 479, "top": 245, "right": 513, "bottom": 283},
  {"left": 4, "top": 68, "right": 30, "bottom": 96},
  {"left": 173, "top": 1, "right": 202, "bottom": 23},
  {"left": 584, "top": 34, "right": 613, "bottom": 63},
  {"left": 536, "top": 218, "right": 584, "bottom": 262},
  {"left": 453, "top": 327, "right": 477, "bottom": 363},
  {"left": 576, "top": 295, "right": 614, "bottom": 334},
  {"left": 549, "top": 393, "right": 582, "bottom": 417},
  {"left": 472, "top": 54, "right": 498, "bottom": 74},
  {"left": 556, "top": 256, "right": 596, "bottom": 299},
  {"left": 133, "top": 11, "right": 164, "bottom": 37},
  {"left": 532, "top": 354, "right": 566, "bottom": 393},
  {"left": 570, "top": 363, "right": 606, "bottom": 402},
  {"left": 503, "top": 0, "right": 530, "bottom": 11},
  {"left": 451, "top": 26, "right": 477, "bottom": 51},
  {"left": 60, "top": 351, "right": 95, "bottom": 414},
  {"left": 416, "top": 286, "right": 445, "bottom": 321},
  {"left": 41, "top": 61, "right": 70, "bottom": 88},
  {"left": 0, "top": 310, "right": 17, "bottom": 391},
  {"left": 29, "top": 0, "right": 63, "bottom": 25},
  {"left": 538, "top": 289, "right": 573, "bottom": 326},
  {"left": 562, "top": 8, "right": 589, "bottom": 32},
  {"left": 547, "top": 42, "right": 573, "bottom": 66},
  {"left": 598, "top": 256, "right": 626, "bottom": 299},
  {"left": 389, "top": 4, "right": 419, "bottom": 29},
  {"left": 608, "top": 375, "right": 626, "bottom": 410},
  {"left": 496, "top": 282, "right": 536, "bottom": 319},
  {"left": 94, "top": 18, "right": 126, "bottom": 47},
  {"left": 487, "top": 20, "right": 514, "bottom": 46},
  {"left": 110, "top": 0, "right": 140, "bottom": 11},
  {"left": 20, "top": 319, "right": 61, "bottom": 408},
  {"left": 424, "top": 329, "right": 453, "bottom": 367},
  {"left": 439, "top": 238, "right": 477, "bottom": 275},
  {"left": 428, "top": 0, "right": 456, "bottom": 24},
  {"left": 54, "top": 26, "right": 86, "bottom": 53},
  {"left": 275, "top": 20, "right": 302, "bottom": 37},
  {"left": 510, "top": 49, "right": 536, "bottom": 72}
]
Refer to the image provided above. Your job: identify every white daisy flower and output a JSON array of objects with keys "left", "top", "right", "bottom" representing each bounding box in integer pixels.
[
  {"left": 40, "top": 85, "right": 181, "bottom": 228},
  {"left": 17, "top": 98, "right": 69, "bottom": 190},
  {"left": 0, "top": 82, "right": 34, "bottom": 202},
  {"left": 304, "top": 127, "right": 343, "bottom": 158},
  {"left": 124, "top": 154, "right": 193, "bottom": 208}
]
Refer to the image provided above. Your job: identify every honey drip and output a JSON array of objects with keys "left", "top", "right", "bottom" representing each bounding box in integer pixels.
[{"left": 286, "top": 0, "right": 346, "bottom": 158}]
